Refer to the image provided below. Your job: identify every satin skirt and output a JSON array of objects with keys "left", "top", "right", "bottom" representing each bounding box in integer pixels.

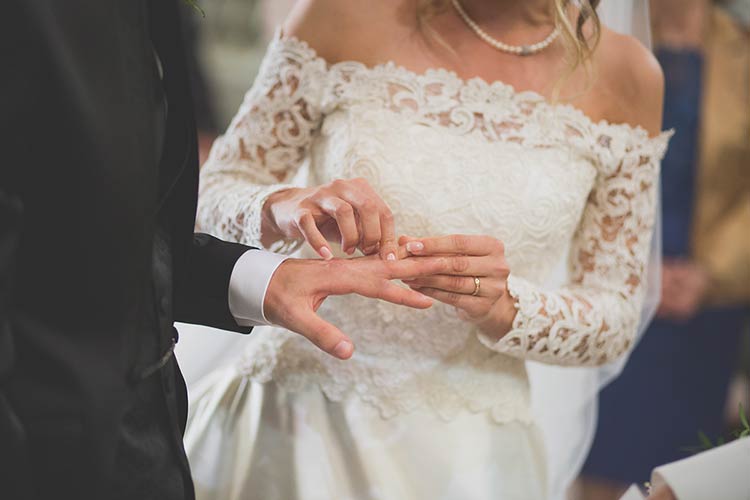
[{"left": 184, "top": 367, "right": 547, "bottom": 500}]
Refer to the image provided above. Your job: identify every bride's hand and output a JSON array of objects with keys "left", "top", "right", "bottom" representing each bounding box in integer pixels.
[
  {"left": 261, "top": 178, "right": 397, "bottom": 262},
  {"left": 400, "top": 234, "right": 517, "bottom": 340}
]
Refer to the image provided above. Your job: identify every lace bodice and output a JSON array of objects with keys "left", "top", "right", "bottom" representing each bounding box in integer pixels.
[{"left": 197, "top": 33, "right": 671, "bottom": 422}]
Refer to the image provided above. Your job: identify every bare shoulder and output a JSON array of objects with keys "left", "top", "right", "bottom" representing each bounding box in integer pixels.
[
  {"left": 282, "top": 0, "right": 412, "bottom": 64},
  {"left": 593, "top": 27, "right": 665, "bottom": 136}
]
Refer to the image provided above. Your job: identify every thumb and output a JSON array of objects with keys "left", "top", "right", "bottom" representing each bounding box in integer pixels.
[
  {"left": 286, "top": 309, "right": 355, "bottom": 360},
  {"left": 398, "top": 235, "right": 419, "bottom": 246},
  {"left": 397, "top": 235, "right": 420, "bottom": 259}
]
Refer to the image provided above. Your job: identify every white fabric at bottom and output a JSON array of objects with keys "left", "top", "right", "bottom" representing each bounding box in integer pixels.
[{"left": 185, "top": 369, "right": 547, "bottom": 500}]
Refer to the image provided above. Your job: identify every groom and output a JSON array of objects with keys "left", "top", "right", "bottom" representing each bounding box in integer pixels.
[{"left": 0, "top": 1, "right": 443, "bottom": 499}]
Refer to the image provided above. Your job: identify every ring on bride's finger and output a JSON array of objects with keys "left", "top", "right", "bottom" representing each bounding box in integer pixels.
[{"left": 471, "top": 276, "right": 481, "bottom": 296}]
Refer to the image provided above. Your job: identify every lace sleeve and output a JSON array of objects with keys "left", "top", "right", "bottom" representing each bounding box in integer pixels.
[
  {"left": 196, "top": 36, "right": 328, "bottom": 251},
  {"left": 479, "top": 132, "right": 671, "bottom": 366}
]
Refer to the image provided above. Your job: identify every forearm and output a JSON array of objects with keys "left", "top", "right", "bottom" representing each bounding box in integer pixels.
[
  {"left": 174, "top": 234, "right": 254, "bottom": 333},
  {"left": 479, "top": 275, "right": 641, "bottom": 366},
  {"left": 197, "top": 173, "right": 300, "bottom": 252}
]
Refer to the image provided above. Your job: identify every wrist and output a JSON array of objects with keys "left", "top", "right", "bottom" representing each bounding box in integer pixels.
[
  {"left": 260, "top": 188, "right": 299, "bottom": 246},
  {"left": 479, "top": 284, "right": 517, "bottom": 341}
]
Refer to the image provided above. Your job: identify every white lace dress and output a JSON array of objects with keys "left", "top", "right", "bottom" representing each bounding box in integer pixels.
[{"left": 184, "top": 33, "right": 671, "bottom": 500}]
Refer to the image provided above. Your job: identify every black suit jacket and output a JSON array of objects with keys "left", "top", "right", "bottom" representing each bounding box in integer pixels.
[{"left": 0, "top": 1, "right": 254, "bottom": 498}]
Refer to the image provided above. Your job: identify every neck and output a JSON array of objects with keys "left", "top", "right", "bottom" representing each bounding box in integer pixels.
[{"left": 458, "top": 0, "right": 555, "bottom": 28}]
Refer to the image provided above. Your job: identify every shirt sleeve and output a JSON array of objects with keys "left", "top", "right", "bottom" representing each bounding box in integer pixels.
[
  {"left": 196, "top": 33, "right": 327, "bottom": 254},
  {"left": 228, "top": 249, "right": 289, "bottom": 327},
  {"left": 478, "top": 131, "right": 672, "bottom": 366}
]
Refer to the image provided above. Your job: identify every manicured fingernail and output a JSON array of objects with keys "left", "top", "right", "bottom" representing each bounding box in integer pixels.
[
  {"left": 333, "top": 340, "right": 353, "bottom": 359},
  {"left": 320, "top": 247, "right": 333, "bottom": 260},
  {"left": 386, "top": 252, "right": 396, "bottom": 261},
  {"left": 406, "top": 241, "right": 424, "bottom": 253}
]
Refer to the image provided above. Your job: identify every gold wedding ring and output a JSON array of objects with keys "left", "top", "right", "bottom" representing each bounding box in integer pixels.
[{"left": 471, "top": 277, "right": 481, "bottom": 296}]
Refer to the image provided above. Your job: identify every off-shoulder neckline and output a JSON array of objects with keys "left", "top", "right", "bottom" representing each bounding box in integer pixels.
[{"left": 272, "top": 29, "right": 672, "bottom": 146}]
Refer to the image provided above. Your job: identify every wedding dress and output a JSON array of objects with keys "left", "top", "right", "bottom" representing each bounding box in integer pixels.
[{"left": 184, "top": 31, "right": 671, "bottom": 500}]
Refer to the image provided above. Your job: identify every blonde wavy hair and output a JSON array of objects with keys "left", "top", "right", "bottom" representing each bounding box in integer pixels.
[{"left": 418, "top": 0, "right": 602, "bottom": 96}]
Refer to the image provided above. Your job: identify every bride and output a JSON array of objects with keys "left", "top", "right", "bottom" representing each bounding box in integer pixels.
[{"left": 185, "top": 1, "right": 670, "bottom": 498}]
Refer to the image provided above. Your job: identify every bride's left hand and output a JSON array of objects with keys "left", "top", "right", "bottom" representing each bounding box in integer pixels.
[{"left": 399, "top": 234, "right": 517, "bottom": 340}]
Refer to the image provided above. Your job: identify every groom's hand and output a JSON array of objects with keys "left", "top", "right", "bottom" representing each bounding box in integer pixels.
[{"left": 263, "top": 255, "right": 444, "bottom": 360}]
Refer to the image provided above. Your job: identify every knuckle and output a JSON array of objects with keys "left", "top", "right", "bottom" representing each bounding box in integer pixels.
[
  {"left": 334, "top": 203, "right": 354, "bottom": 217},
  {"left": 363, "top": 238, "right": 379, "bottom": 250},
  {"left": 358, "top": 198, "right": 375, "bottom": 212},
  {"left": 316, "top": 185, "right": 334, "bottom": 198},
  {"left": 437, "top": 257, "right": 451, "bottom": 273},
  {"left": 365, "top": 231, "right": 381, "bottom": 244},
  {"left": 451, "top": 256, "right": 469, "bottom": 273},
  {"left": 294, "top": 209, "right": 312, "bottom": 223},
  {"left": 450, "top": 276, "right": 464, "bottom": 290},
  {"left": 452, "top": 234, "right": 469, "bottom": 253},
  {"left": 330, "top": 179, "right": 347, "bottom": 190},
  {"left": 381, "top": 209, "right": 395, "bottom": 225},
  {"left": 300, "top": 194, "right": 317, "bottom": 205}
]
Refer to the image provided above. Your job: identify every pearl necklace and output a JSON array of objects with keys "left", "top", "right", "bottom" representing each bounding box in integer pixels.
[{"left": 451, "top": 0, "right": 560, "bottom": 56}]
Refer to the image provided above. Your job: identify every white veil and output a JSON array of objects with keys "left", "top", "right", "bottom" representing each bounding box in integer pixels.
[{"left": 527, "top": 1, "right": 660, "bottom": 498}]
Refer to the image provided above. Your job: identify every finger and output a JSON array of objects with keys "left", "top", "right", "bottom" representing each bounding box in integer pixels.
[
  {"left": 337, "top": 272, "right": 434, "bottom": 309},
  {"left": 378, "top": 209, "right": 398, "bottom": 262},
  {"left": 381, "top": 256, "right": 456, "bottom": 280},
  {"left": 388, "top": 255, "right": 498, "bottom": 278},
  {"left": 414, "top": 287, "right": 489, "bottom": 317},
  {"left": 403, "top": 275, "right": 475, "bottom": 294},
  {"left": 286, "top": 309, "right": 354, "bottom": 360},
  {"left": 296, "top": 211, "right": 333, "bottom": 260},
  {"left": 376, "top": 281, "right": 434, "bottom": 309},
  {"left": 324, "top": 260, "right": 434, "bottom": 309},
  {"left": 403, "top": 275, "right": 502, "bottom": 297},
  {"left": 398, "top": 235, "right": 418, "bottom": 246},
  {"left": 350, "top": 198, "right": 381, "bottom": 254},
  {"left": 395, "top": 237, "right": 413, "bottom": 259},
  {"left": 404, "top": 234, "right": 502, "bottom": 257},
  {"left": 320, "top": 199, "right": 359, "bottom": 254}
]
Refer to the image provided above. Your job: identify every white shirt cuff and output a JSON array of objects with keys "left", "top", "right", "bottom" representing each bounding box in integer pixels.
[
  {"left": 228, "top": 249, "right": 289, "bottom": 327},
  {"left": 651, "top": 438, "right": 750, "bottom": 500}
]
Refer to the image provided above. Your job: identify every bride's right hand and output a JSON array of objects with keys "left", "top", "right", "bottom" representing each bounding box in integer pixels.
[{"left": 261, "top": 178, "right": 398, "bottom": 262}]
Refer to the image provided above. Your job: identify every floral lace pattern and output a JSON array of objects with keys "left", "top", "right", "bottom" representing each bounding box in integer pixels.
[{"left": 197, "top": 33, "right": 671, "bottom": 422}]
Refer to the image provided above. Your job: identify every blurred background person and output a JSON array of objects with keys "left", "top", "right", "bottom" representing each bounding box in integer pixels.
[{"left": 579, "top": 1, "right": 750, "bottom": 498}]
